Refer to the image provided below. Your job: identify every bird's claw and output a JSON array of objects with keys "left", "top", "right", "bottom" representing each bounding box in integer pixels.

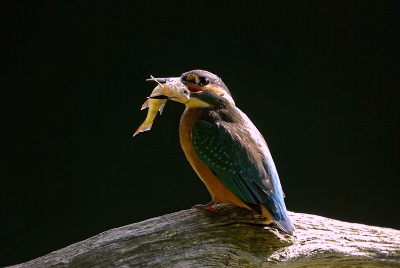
[{"left": 192, "top": 201, "right": 219, "bottom": 212}]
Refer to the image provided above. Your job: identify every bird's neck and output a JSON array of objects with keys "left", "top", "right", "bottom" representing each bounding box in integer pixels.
[{"left": 179, "top": 108, "right": 202, "bottom": 142}]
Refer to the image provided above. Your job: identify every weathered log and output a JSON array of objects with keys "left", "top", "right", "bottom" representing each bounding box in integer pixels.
[{"left": 9, "top": 204, "right": 400, "bottom": 267}]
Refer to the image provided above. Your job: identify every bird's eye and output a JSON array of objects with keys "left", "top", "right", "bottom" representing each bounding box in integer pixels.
[
  {"left": 198, "top": 76, "right": 209, "bottom": 86},
  {"left": 182, "top": 74, "right": 197, "bottom": 83}
]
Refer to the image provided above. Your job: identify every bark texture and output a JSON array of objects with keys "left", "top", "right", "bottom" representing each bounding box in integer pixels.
[{"left": 9, "top": 204, "right": 400, "bottom": 267}]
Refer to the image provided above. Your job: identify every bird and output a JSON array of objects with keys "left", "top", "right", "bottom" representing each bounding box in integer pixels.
[{"left": 147, "top": 70, "right": 295, "bottom": 234}]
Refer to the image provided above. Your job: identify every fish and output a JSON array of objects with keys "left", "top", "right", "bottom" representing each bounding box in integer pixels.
[{"left": 133, "top": 76, "right": 190, "bottom": 137}]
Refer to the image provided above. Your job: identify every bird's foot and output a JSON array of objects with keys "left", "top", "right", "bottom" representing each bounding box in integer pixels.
[{"left": 192, "top": 200, "right": 219, "bottom": 212}]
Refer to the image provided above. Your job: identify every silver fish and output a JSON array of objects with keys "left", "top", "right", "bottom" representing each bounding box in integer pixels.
[{"left": 133, "top": 77, "right": 190, "bottom": 137}]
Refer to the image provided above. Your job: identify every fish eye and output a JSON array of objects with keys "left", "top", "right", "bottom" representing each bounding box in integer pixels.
[{"left": 198, "top": 76, "right": 209, "bottom": 86}]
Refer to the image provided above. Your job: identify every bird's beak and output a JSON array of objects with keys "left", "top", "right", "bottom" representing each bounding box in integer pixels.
[
  {"left": 146, "top": 77, "right": 203, "bottom": 96},
  {"left": 145, "top": 77, "right": 181, "bottom": 83}
]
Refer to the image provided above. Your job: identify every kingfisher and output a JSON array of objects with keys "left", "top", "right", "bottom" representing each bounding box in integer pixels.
[{"left": 147, "top": 70, "right": 295, "bottom": 234}]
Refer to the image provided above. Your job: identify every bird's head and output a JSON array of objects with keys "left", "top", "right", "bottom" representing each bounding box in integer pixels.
[{"left": 147, "top": 70, "right": 235, "bottom": 108}]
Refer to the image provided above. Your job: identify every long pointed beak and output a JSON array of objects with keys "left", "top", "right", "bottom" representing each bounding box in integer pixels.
[
  {"left": 145, "top": 77, "right": 198, "bottom": 87},
  {"left": 145, "top": 77, "right": 181, "bottom": 83}
]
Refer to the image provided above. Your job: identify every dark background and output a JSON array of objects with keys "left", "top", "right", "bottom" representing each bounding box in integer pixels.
[{"left": 1, "top": 1, "right": 399, "bottom": 266}]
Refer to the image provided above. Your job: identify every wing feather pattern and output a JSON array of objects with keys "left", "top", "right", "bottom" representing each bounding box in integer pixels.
[{"left": 192, "top": 107, "right": 295, "bottom": 233}]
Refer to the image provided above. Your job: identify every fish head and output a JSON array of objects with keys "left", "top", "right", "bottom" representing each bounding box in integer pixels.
[
  {"left": 148, "top": 80, "right": 190, "bottom": 104},
  {"left": 168, "top": 82, "right": 190, "bottom": 103}
]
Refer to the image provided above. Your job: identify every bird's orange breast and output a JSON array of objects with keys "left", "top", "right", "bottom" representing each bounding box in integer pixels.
[{"left": 179, "top": 107, "right": 251, "bottom": 208}]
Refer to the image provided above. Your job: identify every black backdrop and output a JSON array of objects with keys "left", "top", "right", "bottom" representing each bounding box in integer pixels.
[{"left": 1, "top": 1, "right": 399, "bottom": 266}]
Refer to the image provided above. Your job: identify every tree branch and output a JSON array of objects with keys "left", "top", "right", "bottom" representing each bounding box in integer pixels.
[{"left": 9, "top": 204, "right": 400, "bottom": 267}]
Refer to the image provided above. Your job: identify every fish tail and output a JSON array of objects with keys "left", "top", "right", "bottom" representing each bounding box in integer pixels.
[
  {"left": 141, "top": 99, "right": 149, "bottom": 110},
  {"left": 133, "top": 121, "right": 153, "bottom": 137}
]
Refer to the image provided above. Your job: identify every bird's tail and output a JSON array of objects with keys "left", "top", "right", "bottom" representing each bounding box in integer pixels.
[{"left": 261, "top": 202, "right": 295, "bottom": 234}]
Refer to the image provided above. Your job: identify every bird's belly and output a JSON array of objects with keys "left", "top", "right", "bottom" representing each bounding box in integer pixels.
[{"left": 179, "top": 108, "right": 250, "bottom": 208}]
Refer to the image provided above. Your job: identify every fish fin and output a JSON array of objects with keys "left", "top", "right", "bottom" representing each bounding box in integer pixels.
[
  {"left": 158, "top": 101, "right": 166, "bottom": 115},
  {"left": 133, "top": 123, "right": 152, "bottom": 137},
  {"left": 141, "top": 99, "right": 149, "bottom": 110},
  {"left": 150, "top": 75, "right": 164, "bottom": 87}
]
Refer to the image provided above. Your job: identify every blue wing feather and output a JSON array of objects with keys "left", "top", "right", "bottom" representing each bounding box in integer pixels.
[{"left": 192, "top": 107, "right": 295, "bottom": 233}]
